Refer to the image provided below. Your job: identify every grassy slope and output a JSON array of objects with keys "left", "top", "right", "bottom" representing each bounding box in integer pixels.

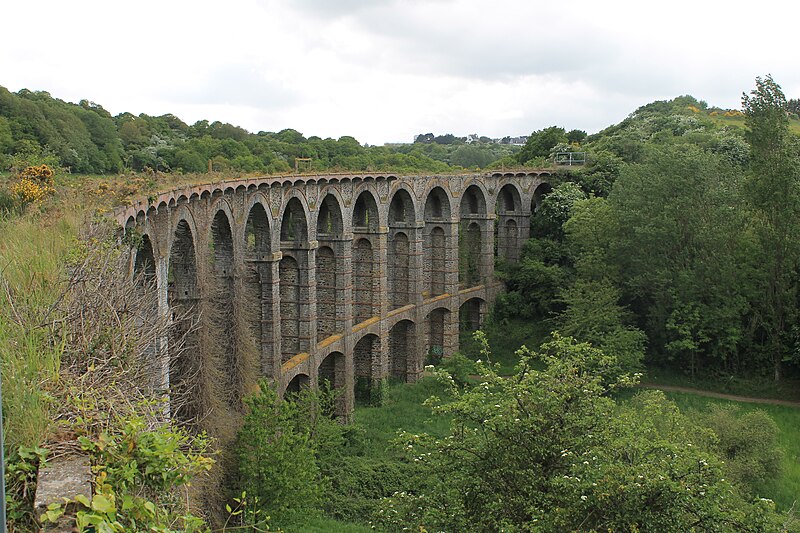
[{"left": 662, "top": 390, "right": 800, "bottom": 510}]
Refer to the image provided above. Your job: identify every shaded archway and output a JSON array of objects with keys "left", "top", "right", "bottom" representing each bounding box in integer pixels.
[
  {"left": 167, "top": 219, "right": 200, "bottom": 424},
  {"left": 244, "top": 202, "right": 275, "bottom": 377},
  {"left": 210, "top": 209, "right": 240, "bottom": 409},
  {"left": 285, "top": 373, "right": 310, "bottom": 397},
  {"left": 134, "top": 235, "right": 159, "bottom": 381},
  {"left": 318, "top": 351, "right": 346, "bottom": 416},
  {"left": 459, "top": 185, "right": 487, "bottom": 288},
  {"left": 424, "top": 187, "right": 451, "bottom": 298},
  {"left": 389, "top": 320, "right": 415, "bottom": 383},
  {"left": 389, "top": 189, "right": 415, "bottom": 309},
  {"left": 532, "top": 182, "right": 553, "bottom": 214},
  {"left": 354, "top": 333, "right": 382, "bottom": 406},
  {"left": 459, "top": 298, "right": 485, "bottom": 333},
  {"left": 280, "top": 198, "right": 310, "bottom": 363},
  {"left": 495, "top": 183, "right": 522, "bottom": 262},
  {"left": 316, "top": 194, "right": 345, "bottom": 342},
  {"left": 426, "top": 308, "right": 449, "bottom": 365}
]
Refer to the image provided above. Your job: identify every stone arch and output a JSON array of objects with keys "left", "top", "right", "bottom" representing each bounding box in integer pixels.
[
  {"left": 354, "top": 333, "right": 382, "bottom": 406},
  {"left": 353, "top": 189, "right": 379, "bottom": 232},
  {"left": 532, "top": 182, "right": 553, "bottom": 213},
  {"left": 389, "top": 188, "right": 416, "bottom": 310},
  {"left": 167, "top": 219, "right": 200, "bottom": 424},
  {"left": 280, "top": 196, "right": 311, "bottom": 363},
  {"left": 424, "top": 186, "right": 451, "bottom": 221},
  {"left": 460, "top": 184, "right": 487, "bottom": 216},
  {"left": 244, "top": 200, "right": 272, "bottom": 257},
  {"left": 459, "top": 185, "right": 486, "bottom": 289},
  {"left": 425, "top": 307, "right": 450, "bottom": 365},
  {"left": 134, "top": 233, "right": 156, "bottom": 286},
  {"left": 389, "top": 187, "right": 416, "bottom": 225},
  {"left": 353, "top": 238, "right": 377, "bottom": 324},
  {"left": 285, "top": 373, "right": 310, "bottom": 396},
  {"left": 318, "top": 351, "right": 346, "bottom": 416},
  {"left": 316, "top": 193, "right": 346, "bottom": 343},
  {"left": 280, "top": 196, "right": 309, "bottom": 245},
  {"left": 459, "top": 297, "right": 486, "bottom": 333},
  {"left": 389, "top": 320, "right": 415, "bottom": 383},
  {"left": 497, "top": 183, "right": 522, "bottom": 214},
  {"left": 243, "top": 200, "right": 276, "bottom": 379},
  {"left": 210, "top": 209, "right": 241, "bottom": 409},
  {"left": 424, "top": 187, "right": 452, "bottom": 298},
  {"left": 495, "top": 183, "right": 523, "bottom": 262},
  {"left": 317, "top": 193, "right": 344, "bottom": 239},
  {"left": 133, "top": 234, "right": 159, "bottom": 382}
]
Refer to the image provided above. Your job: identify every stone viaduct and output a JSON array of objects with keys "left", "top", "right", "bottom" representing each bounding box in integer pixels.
[{"left": 115, "top": 171, "right": 551, "bottom": 419}]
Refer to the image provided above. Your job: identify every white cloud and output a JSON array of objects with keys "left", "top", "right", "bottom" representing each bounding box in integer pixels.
[{"left": 1, "top": 0, "right": 799, "bottom": 144}]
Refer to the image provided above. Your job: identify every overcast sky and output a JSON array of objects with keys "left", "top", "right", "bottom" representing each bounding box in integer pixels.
[{"left": 1, "top": 1, "right": 798, "bottom": 145}]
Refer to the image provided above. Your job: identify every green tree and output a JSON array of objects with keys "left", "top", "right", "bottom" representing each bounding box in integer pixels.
[
  {"left": 742, "top": 75, "right": 800, "bottom": 380},
  {"left": 517, "top": 126, "right": 567, "bottom": 164},
  {"left": 376, "top": 334, "right": 777, "bottom": 532}
]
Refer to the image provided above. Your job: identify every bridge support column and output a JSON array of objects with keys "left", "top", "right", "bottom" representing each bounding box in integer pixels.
[
  {"left": 478, "top": 215, "right": 495, "bottom": 285},
  {"left": 443, "top": 220, "right": 460, "bottom": 358},
  {"left": 259, "top": 256, "right": 282, "bottom": 380},
  {"left": 341, "top": 235, "right": 355, "bottom": 418}
]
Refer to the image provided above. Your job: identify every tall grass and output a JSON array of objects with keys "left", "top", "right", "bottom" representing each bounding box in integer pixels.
[{"left": 0, "top": 208, "right": 79, "bottom": 449}]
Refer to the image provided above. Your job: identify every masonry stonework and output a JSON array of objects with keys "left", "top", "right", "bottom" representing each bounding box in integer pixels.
[{"left": 119, "top": 171, "right": 551, "bottom": 418}]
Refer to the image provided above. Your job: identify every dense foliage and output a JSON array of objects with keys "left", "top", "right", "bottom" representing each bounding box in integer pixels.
[
  {"left": 0, "top": 86, "right": 521, "bottom": 175},
  {"left": 373, "top": 334, "right": 782, "bottom": 532},
  {"left": 499, "top": 76, "right": 800, "bottom": 381}
]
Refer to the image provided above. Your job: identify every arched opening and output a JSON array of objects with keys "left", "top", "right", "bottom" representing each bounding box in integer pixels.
[
  {"left": 353, "top": 238, "right": 377, "bottom": 324},
  {"left": 244, "top": 203, "right": 275, "bottom": 377},
  {"left": 495, "top": 184, "right": 523, "bottom": 263},
  {"left": 426, "top": 308, "right": 449, "bottom": 365},
  {"left": 389, "top": 320, "right": 415, "bottom": 383},
  {"left": 317, "top": 194, "right": 344, "bottom": 239},
  {"left": 389, "top": 189, "right": 415, "bottom": 309},
  {"left": 318, "top": 351, "right": 346, "bottom": 416},
  {"left": 389, "top": 189, "right": 415, "bottom": 226},
  {"left": 167, "top": 220, "right": 200, "bottom": 424},
  {"left": 425, "top": 188, "right": 451, "bottom": 298},
  {"left": 211, "top": 210, "right": 240, "bottom": 409},
  {"left": 354, "top": 334, "right": 382, "bottom": 406},
  {"left": 532, "top": 182, "right": 553, "bottom": 214},
  {"left": 134, "top": 235, "right": 159, "bottom": 376},
  {"left": 285, "top": 373, "right": 310, "bottom": 397},
  {"left": 280, "top": 197, "right": 308, "bottom": 244},
  {"left": 245, "top": 202, "right": 271, "bottom": 257},
  {"left": 316, "top": 194, "right": 345, "bottom": 342},
  {"left": 280, "top": 198, "right": 310, "bottom": 362},
  {"left": 459, "top": 298, "right": 485, "bottom": 333},
  {"left": 353, "top": 190, "right": 379, "bottom": 232}
]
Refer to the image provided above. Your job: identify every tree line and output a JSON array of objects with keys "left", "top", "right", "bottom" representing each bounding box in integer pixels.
[
  {"left": 0, "top": 86, "right": 524, "bottom": 175},
  {"left": 497, "top": 76, "right": 800, "bottom": 382}
]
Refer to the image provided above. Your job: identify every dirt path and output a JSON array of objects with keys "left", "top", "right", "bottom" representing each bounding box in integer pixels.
[{"left": 639, "top": 382, "right": 800, "bottom": 408}]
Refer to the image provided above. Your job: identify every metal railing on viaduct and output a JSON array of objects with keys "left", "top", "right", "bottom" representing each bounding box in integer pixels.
[{"left": 115, "top": 170, "right": 552, "bottom": 419}]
